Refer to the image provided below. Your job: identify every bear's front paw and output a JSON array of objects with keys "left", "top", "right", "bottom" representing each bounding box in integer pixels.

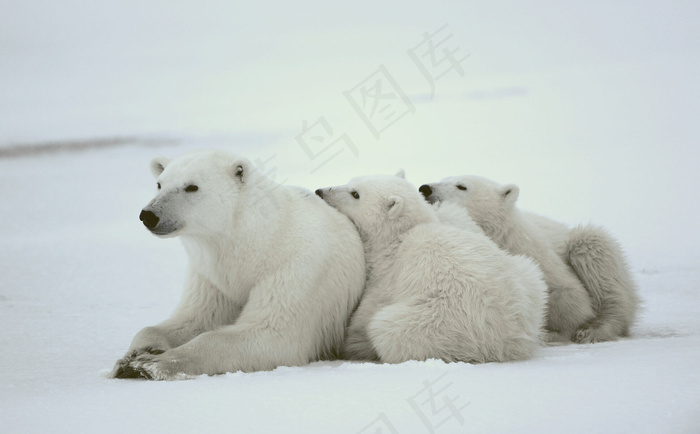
[
  {"left": 111, "top": 346, "right": 168, "bottom": 379},
  {"left": 128, "top": 351, "right": 197, "bottom": 381}
]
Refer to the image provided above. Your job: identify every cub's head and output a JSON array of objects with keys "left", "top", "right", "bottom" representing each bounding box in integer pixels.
[
  {"left": 419, "top": 175, "right": 519, "bottom": 226},
  {"left": 315, "top": 170, "right": 434, "bottom": 240},
  {"left": 140, "top": 150, "right": 259, "bottom": 237}
]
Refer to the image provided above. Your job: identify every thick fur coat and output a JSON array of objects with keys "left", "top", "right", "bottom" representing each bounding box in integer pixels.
[
  {"left": 111, "top": 150, "right": 365, "bottom": 380},
  {"left": 316, "top": 172, "right": 547, "bottom": 363},
  {"left": 420, "top": 175, "right": 640, "bottom": 343}
]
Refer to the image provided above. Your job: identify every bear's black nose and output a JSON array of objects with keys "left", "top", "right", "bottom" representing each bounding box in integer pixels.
[
  {"left": 139, "top": 210, "right": 160, "bottom": 230},
  {"left": 315, "top": 189, "right": 324, "bottom": 198},
  {"left": 419, "top": 184, "right": 432, "bottom": 198}
]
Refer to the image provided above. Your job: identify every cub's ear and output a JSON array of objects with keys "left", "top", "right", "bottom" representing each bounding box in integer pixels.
[
  {"left": 150, "top": 157, "right": 170, "bottom": 178},
  {"left": 387, "top": 195, "right": 404, "bottom": 219},
  {"left": 230, "top": 158, "right": 252, "bottom": 183},
  {"left": 394, "top": 169, "right": 406, "bottom": 179},
  {"left": 500, "top": 184, "right": 520, "bottom": 204}
]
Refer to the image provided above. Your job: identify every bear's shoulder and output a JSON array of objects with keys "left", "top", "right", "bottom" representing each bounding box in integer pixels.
[
  {"left": 400, "top": 221, "right": 489, "bottom": 253},
  {"left": 431, "top": 202, "right": 482, "bottom": 234}
]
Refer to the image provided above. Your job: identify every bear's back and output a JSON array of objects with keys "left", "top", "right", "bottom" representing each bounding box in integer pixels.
[{"left": 388, "top": 223, "right": 513, "bottom": 298}]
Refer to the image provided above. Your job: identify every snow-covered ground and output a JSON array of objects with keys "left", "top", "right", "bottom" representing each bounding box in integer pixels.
[
  {"left": 1, "top": 144, "right": 698, "bottom": 434},
  {"left": 1, "top": 1, "right": 699, "bottom": 433}
]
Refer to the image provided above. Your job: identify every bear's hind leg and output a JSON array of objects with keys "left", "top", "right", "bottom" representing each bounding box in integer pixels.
[
  {"left": 566, "top": 224, "right": 640, "bottom": 343},
  {"left": 367, "top": 303, "right": 442, "bottom": 363},
  {"left": 367, "top": 302, "right": 493, "bottom": 364},
  {"left": 543, "top": 268, "right": 595, "bottom": 340}
]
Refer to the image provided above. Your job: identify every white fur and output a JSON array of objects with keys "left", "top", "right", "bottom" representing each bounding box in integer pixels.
[
  {"left": 111, "top": 150, "right": 365, "bottom": 380},
  {"left": 430, "top": 201, "right": 484, "bottom": 234},
  {"left": 421, "top": 175, "right": 640, "bottom": 343},
  {"left": 317, "top": 173, "right": 547, "bottom": 363}
]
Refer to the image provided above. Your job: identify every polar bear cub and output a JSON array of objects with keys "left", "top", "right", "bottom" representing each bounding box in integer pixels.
[
  {"left": 420, "top": 175, "right": 639, "bottom": 343},
  {"left": 111, "top": 149, "right": 365, "bottom": 380},
  {"left": 315, "top": 171, "right": 547, "bottom": 363}
]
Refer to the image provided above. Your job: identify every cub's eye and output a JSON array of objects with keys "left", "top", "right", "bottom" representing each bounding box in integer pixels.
[
  {"left": 351, "top": 191, "right": 360, "bottom": 199},
  {"left": 185, "top": 185, "right": 199, "bottom": 192},
  {"left": 157, "top": 182, "right": 161, "bottom": 190},
  {"left": 456, "top": 185, "right": 467, "bottom": 191}
]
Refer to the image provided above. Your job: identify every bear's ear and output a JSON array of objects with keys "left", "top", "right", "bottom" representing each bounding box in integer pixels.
[
  {"left": 500, "top": 184, "right": 520, "bottom": 204},
  {"left": 230, "top": 158, "right": 251, "bottom": 184},
  {"left": 394, "top": 169, "right": 406, "bottom": 179},
  {"left": 150, "top": 157, "right": 170, "bottom": 178},
  {"left": 387, "top": 195, "right": 404, "bottom": 219}
]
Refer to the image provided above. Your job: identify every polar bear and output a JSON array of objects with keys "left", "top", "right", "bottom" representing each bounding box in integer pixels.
[
  {"left": 315, "top": 171, "right": 547, "bottom": 364},
  {"left": 430, "top": 200, "right": 484, "bottom": 234},
  {"left": 111, "top": 149, "right": 365, "bottom": 380},
  {"left": 419, "top": 175, "right": 640, "bottom": 344}
]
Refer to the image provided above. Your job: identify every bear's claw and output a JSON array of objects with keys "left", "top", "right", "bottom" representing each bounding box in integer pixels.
[{"left": 111, "top": 346, "right": 168, "bottom": 379}]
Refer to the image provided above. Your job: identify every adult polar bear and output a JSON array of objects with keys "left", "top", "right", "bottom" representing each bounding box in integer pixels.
[
  {"left": 111, "top": 150, "right": 365, "bottom": 380},
  {"left": 420, "top": 175, "right": 639, "bottom": 344},
  {"left": 315, "top": 172, "right": 547, "bottom": 363}
]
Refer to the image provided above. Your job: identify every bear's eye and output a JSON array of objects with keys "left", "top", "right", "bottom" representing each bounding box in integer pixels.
[
  {"left": 185, "top": 185, "right": 199, "bottom": 193},
  {"left": 456, "top": 185, "right": 467, "bottom": 191},
  {"left": 351, "top": 191, "right": 360, "bottom": 199},
  {"left": 157, "top": 182, "right": 161, "bottom": 190}
]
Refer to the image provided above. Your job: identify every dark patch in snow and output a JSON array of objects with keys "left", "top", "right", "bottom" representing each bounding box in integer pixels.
[
  {"left": 634, "top": 327, "right": 684, "bottom": 339},
  {"left": 0, "top": 136, "right": 181, "bottom": 159},
  {"left": 462, "top": 86, "right": 529, "bottom": 100}
]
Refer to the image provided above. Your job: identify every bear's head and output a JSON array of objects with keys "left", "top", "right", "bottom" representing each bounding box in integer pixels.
[
  {"left": 315, "top": 170, "right": 435, "bottom": 241},
  {"left": 419, "top": 175, "right": 520, "bottom": 227},
  {"left": 140, "top": 150, "right": 260, "bottom": 237}
]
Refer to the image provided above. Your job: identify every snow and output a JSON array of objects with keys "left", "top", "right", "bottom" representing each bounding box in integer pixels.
[
  {"left": 1, "top": 144, "right": 699, "bottom": 434},
  {"left": 1, "top": 1, "right": 700, "bottom": 433}
]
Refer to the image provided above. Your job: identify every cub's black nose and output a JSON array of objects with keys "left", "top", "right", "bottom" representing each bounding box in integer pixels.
[
  {"left": 419, "top": 184, "right": 432, "bottom": 198},
  {"left": 139, "top": 210, "right": 159, "bottom": 230},
  {"left": 315, "top": 189, "right": 324, "bottom": 198}
]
